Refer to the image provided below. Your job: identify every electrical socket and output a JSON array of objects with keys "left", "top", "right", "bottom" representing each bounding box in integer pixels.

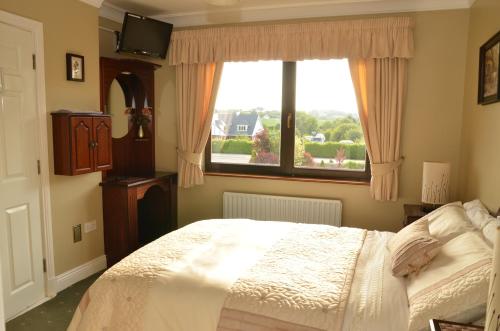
[
  {"left": 73, "top": 224, "right": 82, "bottom": 243},
  {"left": 84, "top": 220, "right": 97, "bottom": 233}
]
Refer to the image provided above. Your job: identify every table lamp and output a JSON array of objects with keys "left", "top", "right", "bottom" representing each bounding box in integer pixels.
[{"left": 421, "top": 162, "right": 451, "bottom": 212}]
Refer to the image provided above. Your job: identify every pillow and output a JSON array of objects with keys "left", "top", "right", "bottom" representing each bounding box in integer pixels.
[
  {"left": 464, "top": 199, "right": 495, "bottom": 230},
  {"left": 482, "top": 218, "right": 500, "bottom": 246},
  {"left": 406, "top": 231, "right": 492, "bottom": 331},
  {"left": 388, "top": 218, "right": 441, "bottom": 277},
  {"left": 426, "top": 202, "right": 475, "bottom": 242}
]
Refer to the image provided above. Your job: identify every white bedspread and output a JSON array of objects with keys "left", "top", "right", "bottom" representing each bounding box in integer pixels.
[
  {"left": 68, "top": 220, "right": 408, "bottom": 331},
  {"left": 342, "top": 231, "right": 409, "bottom": 331}
]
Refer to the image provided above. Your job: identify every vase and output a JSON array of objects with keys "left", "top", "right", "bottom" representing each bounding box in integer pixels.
[{"left": 138, "top": 125, "right": 144, "bottom": 138}]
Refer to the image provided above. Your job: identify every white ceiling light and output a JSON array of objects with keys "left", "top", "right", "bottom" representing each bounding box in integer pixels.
[{"left": 206, "top": 0, "right": 240, "bottom": 6}]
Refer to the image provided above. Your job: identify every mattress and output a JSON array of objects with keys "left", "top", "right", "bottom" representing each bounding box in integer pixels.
[{"left": 68, "top": 219, "right": 409, "bottom": 331}]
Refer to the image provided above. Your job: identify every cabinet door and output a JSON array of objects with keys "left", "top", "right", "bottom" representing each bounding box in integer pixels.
[
  {"left": 70, "top": 117, "right": 94, "bottom": 175},
  {"left": 93, "top": 117, "right": 112, "bottom": 171}
]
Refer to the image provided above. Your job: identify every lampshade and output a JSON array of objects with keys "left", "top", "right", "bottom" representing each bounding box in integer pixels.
[
  {"left": 421, "top": 162, "right": 451, "bottom": 205},
  {"left": 485, "top": 225, "right": 500, "bottom": 331}
]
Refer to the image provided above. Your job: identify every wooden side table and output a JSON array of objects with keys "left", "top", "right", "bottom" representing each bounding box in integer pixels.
[
  {"left": 403, "top": 204, "right": 428, "bottom": 227},
  {"left": 429, "top": 319, "right": 483, "bottom": 331}
]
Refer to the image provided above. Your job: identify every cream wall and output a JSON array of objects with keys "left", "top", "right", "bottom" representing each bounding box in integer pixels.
[
  {"left": 0, "top": 0, "right": 104, "bottom": 275},
  {"left": 151, "top": 10, "right": 470, "bottom": 232},
  {"left": 459, "top": 0, "right": 500, "bottom": 213}
]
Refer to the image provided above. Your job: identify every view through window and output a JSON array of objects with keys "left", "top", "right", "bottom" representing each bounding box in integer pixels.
[
  {"left": 211, "top": 61, "right": 282, "bottom": 166},
  {"left": 294, "top": 59, "right": 366, "bottom": 171},
  {"left": 209, "top": 59, "right": 367, "bottom": 178}
]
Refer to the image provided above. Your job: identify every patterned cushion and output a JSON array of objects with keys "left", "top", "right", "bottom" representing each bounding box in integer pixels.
[{"left": 388, "top": 218, "right": 441, "bottom": 277}]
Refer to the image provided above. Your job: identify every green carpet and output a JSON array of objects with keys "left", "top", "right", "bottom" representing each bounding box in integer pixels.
[{"left": 6, "top": 272, "right": 102, "bottom": 331}]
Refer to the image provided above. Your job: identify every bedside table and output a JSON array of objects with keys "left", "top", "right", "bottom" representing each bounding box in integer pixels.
[
  {"left": 403, "top": 204, "right": 428, "bottom": 227},
  {"left": 429, "top": 319, "right": 483, "bottom": 331}
]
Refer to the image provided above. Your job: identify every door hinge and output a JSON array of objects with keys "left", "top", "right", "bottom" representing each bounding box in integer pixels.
[
  {"left": 32, "top": 54, "right": 36, "bottom": 70},
  {"left": 37, "top": 160, "right": 41, "bottom": 174},
  {"left": 43, "top": 258, "right": 47, "bottom": 273}
]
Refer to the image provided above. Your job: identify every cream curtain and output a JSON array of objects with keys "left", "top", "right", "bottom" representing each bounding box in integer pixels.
[
  {"left": 168, "top": 16, "right": 414, "bottom": 65},
  {"left": 349, "top": 58, "right": 407, "bottom": 201},
  {"left": 176, "top": 62, "right": 224, "bottom": 188}
]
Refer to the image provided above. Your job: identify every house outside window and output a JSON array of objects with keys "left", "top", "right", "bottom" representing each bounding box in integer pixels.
[{"left": 206, "top": 60, "right": 370, "bottom": 181}]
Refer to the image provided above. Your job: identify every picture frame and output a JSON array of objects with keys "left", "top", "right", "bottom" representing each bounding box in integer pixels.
[
  {"left": 478, "top": 30, "right": 500, "bottom": 105},
  {"left": 66, "top": 53, "right": 85, "bottom": 82}
]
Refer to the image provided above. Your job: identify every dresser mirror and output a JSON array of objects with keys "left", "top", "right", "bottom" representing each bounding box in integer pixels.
[
  {"left": 108, "top": 78, "right": 128, "bottom": 139},
  {"left": 106, "top": 73, "right": 147, "bottom": 140}
]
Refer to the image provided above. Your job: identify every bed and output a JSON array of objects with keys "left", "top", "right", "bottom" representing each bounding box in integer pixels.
[{"left": 68, "top": 201, "right": 495, "bottom": 331}]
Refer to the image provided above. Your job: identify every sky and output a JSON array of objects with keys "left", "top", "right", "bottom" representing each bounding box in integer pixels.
[{"left": 214, "top": 59, "right": 359, "bottom": 115}]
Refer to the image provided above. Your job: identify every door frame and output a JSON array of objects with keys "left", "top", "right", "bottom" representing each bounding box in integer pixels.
[
  {"left": 0, "top": 9, "right": 56, "bottom": 310},
  {"left": 0, "top": 261, "right": 4, "bottom": 331}
]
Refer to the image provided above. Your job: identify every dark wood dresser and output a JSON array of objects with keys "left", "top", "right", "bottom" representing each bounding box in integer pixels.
[
  {"left": 98, "top": 57, "right": 178, "bottom": 268},
  {"left": 101, "top": 172, "right": 177, "bottom": 267}
]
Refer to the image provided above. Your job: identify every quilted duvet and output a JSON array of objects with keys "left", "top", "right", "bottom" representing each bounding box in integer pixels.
[{"left": 68, "top": 219, "right": 367, "bottom": 331}]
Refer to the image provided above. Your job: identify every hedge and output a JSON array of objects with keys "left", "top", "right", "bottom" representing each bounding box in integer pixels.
[
  {"left": 211, "top": 139, "right": 253, "bottom": 154},
  {"left": 304, "top": 142, "right": 366, "bottom": 160},
  {"left": 212, "top": 139, "right": 366, "bottom": 159}
]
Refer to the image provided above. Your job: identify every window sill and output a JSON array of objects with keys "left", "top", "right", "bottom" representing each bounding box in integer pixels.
[{"left": 204, "top": 172, "right": 370, "bottom": 186}]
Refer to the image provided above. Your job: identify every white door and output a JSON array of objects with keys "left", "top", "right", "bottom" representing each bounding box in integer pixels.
[{"left": 0, "top": 21, "right": 45, "bottom": 319}]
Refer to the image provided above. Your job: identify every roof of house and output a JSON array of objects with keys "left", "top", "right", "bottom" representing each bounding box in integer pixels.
[
  {"left": 213, "top": 112, "right": 261, "bottom": 136},
  {"left": 227, "top": 112, "right": 259, "bottom": 136}
]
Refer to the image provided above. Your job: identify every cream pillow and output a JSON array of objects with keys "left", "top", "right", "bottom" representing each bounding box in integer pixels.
[
  {"left": 426, "top": 202, "right": 475, "bottom": 242},
  {"left": 406, "top": 231, "right": 492, "bottom": 331},
  {"left": 464, "top": 199, "right": 495, "bottom": 230},
  {"left": 388, "top": 218, "right": 441, "bottom": 277},
  {"left": 482, "top": 219, "right": 500, "bottom": 246}
]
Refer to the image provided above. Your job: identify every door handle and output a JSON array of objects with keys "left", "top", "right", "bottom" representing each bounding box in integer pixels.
[{"left": 287, "top": 113, "right": 293, "bottom": 129}]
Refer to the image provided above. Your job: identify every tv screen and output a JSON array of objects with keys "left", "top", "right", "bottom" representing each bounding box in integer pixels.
[{"left": 118, "top": 12, "right": 173, "bottom": 59}]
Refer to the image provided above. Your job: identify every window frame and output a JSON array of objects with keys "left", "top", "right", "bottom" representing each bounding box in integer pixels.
[{"left": 205, "top": 61, "right": 371, "bottom": 182}]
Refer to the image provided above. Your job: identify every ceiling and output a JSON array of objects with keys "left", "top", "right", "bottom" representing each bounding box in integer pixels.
[{"left": 99, "top": 0, "right": 475, "bottom": 27}]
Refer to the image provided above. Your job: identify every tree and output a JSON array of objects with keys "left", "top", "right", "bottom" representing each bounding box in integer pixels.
[
  {"left": 295, "top": 112, "right": 318, "bottom": 135},
  {"left": 345, "top": 128, "right": 363, "bottom": 142},
  {"left": 251, "top": 129, "right": 279, "bottom": 164},
  {"left": 294, "top": 136, "right": 314, "bottom": 167},
  {"left": 330, "top": 123, "right": 361, "bottom": 141},
  {"left": 335, "top": 147, "right": 346, "bottom": 167}
]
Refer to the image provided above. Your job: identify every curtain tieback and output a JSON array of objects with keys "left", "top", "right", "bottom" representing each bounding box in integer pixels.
[
  {"left": 371, "top": 158, "right": 403, "bottom": 176},
  {"left": 178, "top": 149, "right": 202, "bottom": 166}
]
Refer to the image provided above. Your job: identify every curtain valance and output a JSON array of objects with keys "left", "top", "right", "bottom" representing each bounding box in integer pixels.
[{"left": 168, "top": 16, "right": 414, "bottom": 65}]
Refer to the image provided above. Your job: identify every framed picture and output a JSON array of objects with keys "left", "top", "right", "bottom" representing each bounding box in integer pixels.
[
  {"left": 478, "top": 30, "right": 500, "bottom": 105},
  {"left": 66, "top": 53, "right": 84, "bottom": 82}
]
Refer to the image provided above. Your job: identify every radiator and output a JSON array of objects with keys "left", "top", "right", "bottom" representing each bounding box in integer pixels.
[{"left": 223, "top": 192, "right": 342, "bottom": 226}]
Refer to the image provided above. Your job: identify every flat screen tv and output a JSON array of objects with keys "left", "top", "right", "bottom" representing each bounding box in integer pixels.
[{"left": 118, "top": 12, "right": 173, "bottom": 59}]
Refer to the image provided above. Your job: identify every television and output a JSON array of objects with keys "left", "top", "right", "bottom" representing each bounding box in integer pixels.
[{"left": 118, "top": 12, "right": 173, "bottom": 59}]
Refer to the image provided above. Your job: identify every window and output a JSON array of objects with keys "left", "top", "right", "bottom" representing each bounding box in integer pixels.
[
  {"left": 236, "top": 125, "right": 248, "bottom": 132},
  {"left": 206, "top": 60, "right": 370, "bottom": 181}
]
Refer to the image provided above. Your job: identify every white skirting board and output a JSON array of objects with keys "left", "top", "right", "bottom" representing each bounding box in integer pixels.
[{"left": 55, "top": 255, "right": 107, "bottom": 293}]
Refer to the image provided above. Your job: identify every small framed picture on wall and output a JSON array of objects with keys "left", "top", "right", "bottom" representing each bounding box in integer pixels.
[
  {"left": 66, "top": 53, "right": 85, "bottom": 82},
  {"left": 478, "top": 30, "right": 500, "bottom": 105}
]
